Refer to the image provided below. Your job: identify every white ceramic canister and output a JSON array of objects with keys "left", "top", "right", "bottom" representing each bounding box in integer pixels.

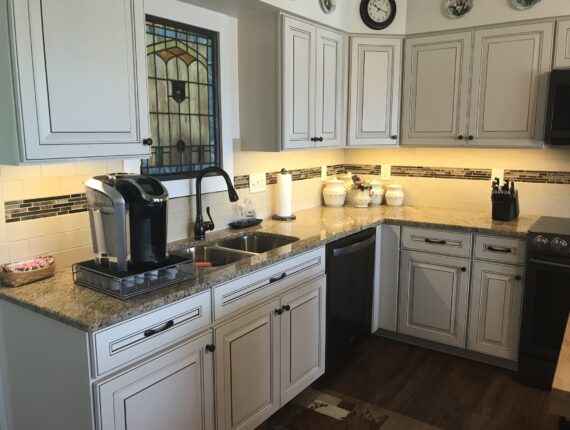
[
  {"left": 386, "top": 184, "right": 404, "bottom": 207},
  {"left": 370, "top": 180, "right": 385, "bottom": 205},
  {"left": 322, "top": 178, "right": 347, "bottom": 207},
  {"left": 353, "top": 189, "right": 374, "bottom": 208},
  {"left": 339, "top": 173, "right": 355, "bottom": 203}
]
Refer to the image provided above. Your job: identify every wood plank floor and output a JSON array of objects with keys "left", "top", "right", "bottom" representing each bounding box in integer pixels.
[{"left": 261, "top": 336, "right": 560, "bottom": 430}]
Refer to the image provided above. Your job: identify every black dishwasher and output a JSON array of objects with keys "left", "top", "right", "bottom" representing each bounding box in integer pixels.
[{"left": 326, "top": 228, "right": 376, "bottom": 370}]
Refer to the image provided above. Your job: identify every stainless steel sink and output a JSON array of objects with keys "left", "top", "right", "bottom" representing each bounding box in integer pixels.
[
  {"left": 172, "top": 246, "right": 253, "bottom": 268},
  {"left": 217, "top": 233, "right": 299, "bottom": 254}
]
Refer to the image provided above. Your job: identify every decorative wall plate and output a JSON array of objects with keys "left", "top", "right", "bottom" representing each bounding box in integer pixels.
[
  {"left": 320, "top": 0, "right": 337, "bottom": 14},
  {"left": 511, "top": 0, "right": 542, "bottom": 10},
  {"left": 444, "top": 0, "right": 474, "bottom": 19}
]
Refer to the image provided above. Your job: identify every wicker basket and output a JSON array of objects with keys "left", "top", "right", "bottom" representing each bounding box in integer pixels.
[{"left": 1, "top": 263, "right": 56, "bottom": 287}]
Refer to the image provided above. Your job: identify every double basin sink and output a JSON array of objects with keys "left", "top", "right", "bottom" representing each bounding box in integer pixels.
[{"left": 172, "top": 233, "right": 299, "bottom": 268}]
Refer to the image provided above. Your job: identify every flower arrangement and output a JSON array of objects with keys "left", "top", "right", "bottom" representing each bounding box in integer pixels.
[{"left": 350, "top": 175, "right": 372, "bottom": 191}]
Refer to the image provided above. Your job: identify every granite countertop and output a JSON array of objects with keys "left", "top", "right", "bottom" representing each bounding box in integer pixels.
[{"left": 0, "top": 205, "right": 538, "bottom": 332}]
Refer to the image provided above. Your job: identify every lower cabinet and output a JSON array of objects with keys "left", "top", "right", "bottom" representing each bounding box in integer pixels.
[
  {"left": 215, "top": 275, "right": 326, "bottom": 430},
  {"left": 467, "top": 261, "right": 524, "bottom": 360},
  {"left": 398, "top": 250, "right": 471, "bottom": 348},
  {"left": 95, "top": 331, "right": 215, "bottom": 430}
]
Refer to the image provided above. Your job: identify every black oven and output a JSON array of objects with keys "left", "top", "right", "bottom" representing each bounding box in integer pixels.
[
  {"left": 545, "top": 69, "right": 570, "bottom": 145},
  {"left": 519, "top": 252, "right": 570, "bottom": 389}
]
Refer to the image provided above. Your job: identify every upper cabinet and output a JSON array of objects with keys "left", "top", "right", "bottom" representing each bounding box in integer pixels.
[
  {"left": 347, "top": 37, "right": 402, "bottom": 147},
  {"left": 554, "top": 19, "right": 570, "bottom": 68},
  {"left": 239, "top": 14, "right": 346, "bottom": 151},
  {"left": 402, "top": 22, "right": 554, "bottom": 148},
  {"left": 1, "top": 0, "right": 150, "bottom": 164}
]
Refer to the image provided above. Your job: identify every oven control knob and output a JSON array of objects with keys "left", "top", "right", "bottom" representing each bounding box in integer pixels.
[
  {"left": 551, "top": 238, "right": 568, "bottom": 253},
  {"left": 532, "top": 235, "right": 550, "bottom": 251}
]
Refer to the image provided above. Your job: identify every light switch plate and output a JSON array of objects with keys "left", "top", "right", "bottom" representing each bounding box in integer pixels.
[
  {"left": 249, "top": 172, "right": 266, "bottom": 193},
  {"left": 492, "top": 168, "right": 504, "bottom": 184},
  {"left": 381, "top": 165, "right": 391, "bottom": 180}
]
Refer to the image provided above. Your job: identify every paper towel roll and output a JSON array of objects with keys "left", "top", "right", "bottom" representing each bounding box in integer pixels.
[{"left": 276, "top": 171, "right": 293, "bottom": 217}]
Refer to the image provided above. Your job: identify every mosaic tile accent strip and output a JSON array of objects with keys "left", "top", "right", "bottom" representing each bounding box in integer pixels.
[
  {"left": 391, "top": 166, "right": 492, "bottom": 181},
  {"left": 4, "top": 194, "right": 88, "bottom": 223},
  {"left": 505, "top": 170, "right": 570, "bottom": 184},
  {"left": 343, "top": 164, "right": 382, "bottom": 175}
]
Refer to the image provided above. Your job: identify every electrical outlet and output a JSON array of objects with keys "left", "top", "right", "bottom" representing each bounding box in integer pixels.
[
  {"left": 321, "top": 165, "right": 327, "bottom": 179},
  {"left": 249, "top": 172, "right": 266, "bottom": 193},
  {"left": 381, "top": 165, "right": 391, "bottom": 180},
  {"left": 492, "top": 168, "right": 504, "bottom": 184}
]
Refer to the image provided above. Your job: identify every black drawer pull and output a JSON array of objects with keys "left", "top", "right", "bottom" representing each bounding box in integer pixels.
[
  {"left": 205, "top": 344, "right": 216, "bottom": 353},
  {"left": 275, "top": 308, "right": 284, "bottom": 315},
  {"left": 282, "top": 305, "right": 291, "bottom": 312},
  {"left": 144, "top": 320, "right": 174, "bottom": 337},
  {"left": 486, "top": 245, "right": 513, "bottom": 254},
  {"left": 425, "top": 238, "right": 447, "bottom": 245},
  {"left": 270, "top": 273, "right": 286, "bottom": 283},
  {"left": 461, "top": 267, "right": 467, "bottom": 272},
  {"left": 515, "top": 275, "right": 522, "bottom": 281}
]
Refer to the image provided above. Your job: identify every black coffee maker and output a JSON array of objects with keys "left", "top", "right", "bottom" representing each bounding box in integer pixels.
[{"left": 85, "top": 173, "right": 169, "bottom": 271}]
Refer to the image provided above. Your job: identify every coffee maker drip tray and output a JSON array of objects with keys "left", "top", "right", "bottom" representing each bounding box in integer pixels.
[{"left": 73, "top": 255, "right": 196, "bottom": 299}]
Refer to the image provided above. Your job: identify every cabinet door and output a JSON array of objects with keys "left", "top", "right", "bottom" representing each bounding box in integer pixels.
[
  {"left": 11, "top": 0, "right": 150, "bottom": 161},
  {"left": 468, "top": 261, "right": 524, "bottom": 360},
  {"left": 282, "top": 16, "right": 316, "bottom": 150},
  {"left": 401, "top": 32, "right": 472, "bottom": 146},
  {"left": 468, "top": 23, "right": 553, "bottom": 147},
  {"left": 348, "top": 37, "right": 402, "bottom": 147},
  {"left": 96, "top": 332, "right": 215, "bottom": 430},
  {"left": 280, "top": 276, "right": 326, "bottom": 404},
  {"left": 555, "top": 19, "right": 570, "bottom": 69},
  {"left": 315, "top": 28, "right": 344, "bottom": 148},
  {"left": 215, "top": 300, "right": 280, "bottom": 430},
  {"left": 398, "top": 250, "right": 470, "bottom": 348}
]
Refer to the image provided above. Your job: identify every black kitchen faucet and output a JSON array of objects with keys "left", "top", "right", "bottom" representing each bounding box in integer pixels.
[{"left": 194, "top": 167, "right": 239, "bottom": 240}]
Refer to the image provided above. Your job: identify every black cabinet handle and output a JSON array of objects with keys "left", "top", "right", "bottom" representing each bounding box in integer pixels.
[
  {"left": 468, "top": 135, "right": 474, "bottom": 140},
  {"left": 425, "top": 238, "right": 447, "bottom": 245},
  {"left": 282, "top": 305, "right": 291, "bottom": 312},
  {"left": 143, "top": 138, "right": 153, "bottom": 146},
  {"left": 275, "top": 308, "right": 283, "bottom": 315},
  {"left": 144, "top": 320, "right": 174, "bottom": 337},
  {"left": 391, "top": 135, "right": 398, "bottom": 140},
  {"left": 205, "top": 344, "right": 216, "bottom": 352},
  {"left": 458, "top": 135, "right": 464, "bottom": 140},
  {"left": 269, "top": 273, "right": 286, "bottom": 283},
  {"left": 515, "top": 275, "right": 522, "bottom": 281},
  {"left": 317, "top": 137, "right": 323, "bottom": 142},
  {"left": 310, "top": 137, "right": 316, "bottom": 142},
  {"left": 461, "top": 267, "right": 467, "bottom": 272},
  {"left": 486, "top": 245, "right": 513, "bottom": 254}
]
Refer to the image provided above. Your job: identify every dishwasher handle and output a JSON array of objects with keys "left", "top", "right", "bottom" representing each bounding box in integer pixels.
[{"left": 332, "top": 234, "right": 376, "bottom": 257}]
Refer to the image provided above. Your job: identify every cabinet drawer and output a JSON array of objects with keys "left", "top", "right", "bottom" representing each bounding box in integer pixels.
[
  {"left": 401, "top": 227, "right": 472, "bottom": 258},
  {"left": 92, "top": 290, "right": 211, "bottom": 377},
  {"left": 213, "top": 247, "right": 325, "bottom": 321},
  {"left": 474, "top": 235, "right": 526, "bottom": 265}
]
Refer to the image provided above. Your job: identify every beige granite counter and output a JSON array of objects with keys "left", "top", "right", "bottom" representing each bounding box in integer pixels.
[{"left": 0, "top": 205, "right": 538, "bottom": 332}]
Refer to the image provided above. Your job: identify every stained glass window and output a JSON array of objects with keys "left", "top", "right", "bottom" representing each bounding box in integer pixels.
[{"left": 142, "top": 15, "right": 221, "bottom": 179}]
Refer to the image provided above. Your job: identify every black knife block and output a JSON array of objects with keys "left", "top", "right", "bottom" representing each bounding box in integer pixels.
[{"left": 492, "top": 191, "right": 520, "bottom": 221}]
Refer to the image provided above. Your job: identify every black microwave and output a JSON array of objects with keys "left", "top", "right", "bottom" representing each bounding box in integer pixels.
[{"left": 545, "top": 69, "right": 570, "bottom": 145}]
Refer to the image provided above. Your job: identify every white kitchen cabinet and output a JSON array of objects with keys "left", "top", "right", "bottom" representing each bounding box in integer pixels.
[
  {"left": 1, "top": 0, "right": 150, "bottom": 164},
  {"left": 468, "top": 23, "right": 553, "bottom": 147},
  {"left": 348, "top": 37, "right": 402, "bottom": 147},
  {"left": 239, "top": 14, "right": 345, "bottom": 151},
  {"left": 467, "top": 261, "right": 524, "bottom": 361},
  {"left": 401, "top": 32, "right": 472, "bottom": 146},
  {"left": 555, "top": 19, "right": 570, "bottom": 68},
  {"left": 96, "top": 331, "right": 215, "bottom": 430},
  {"left": 398, "top": 250, "right": 470, "bottom": 348},
  {"left": 215, "top": 275, "right": 326, "bottom": 430},
  {"left": 375, "top": 224, "right": 401, "bottom": 332}
]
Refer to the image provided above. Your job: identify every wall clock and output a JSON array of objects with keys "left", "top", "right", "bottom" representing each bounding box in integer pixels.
[
  {"left": 359, "top": 0, "right": 397, "bottom": 30},
  {"left": 511, "top": 0, "right": 542, "bottom": 10},
  {"left": 320, "top": 0, "right": 337, "bottom": 14}
]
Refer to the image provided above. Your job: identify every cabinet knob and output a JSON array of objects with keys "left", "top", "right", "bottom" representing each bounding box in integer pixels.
[
  {"left": 205, "top": 344, "right": 216, "bottom": 353},
  {"left": 515, "top": 275, "right": 522, "bottom": 281},
  {"left": 310, "top": 137, "right": 317, "bottom": 142},
  {"left": 143, "top": 138, "right": 153, "bottom": 146},
  {"left": 458, "top": 135, "right": 464, "bottom": 141},
  {"left": 461, "top": 267, "right": 467, "bottom": 272},
  {"left": 282, "top": 305, "right": 291, "bottom": 312},
  {"left": 391, "top": 135, "right": 398, "bottom": 140},
  {"left": 317, "top": 137, "right": 323, "bottom": 142},
  {"left": 275, "top": 308, "right": 284, "bottom": 316},
  {"left": 468, "top": 135, "right": 474, "bottom": 141}
]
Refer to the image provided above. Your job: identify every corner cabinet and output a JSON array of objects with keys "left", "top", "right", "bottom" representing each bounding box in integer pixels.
[
  {"left": 1, "top": 0, "right": 150, "bottom": 164},
  {"left": 239, "top": 14, "right": 346, "bottom": 151},
  {"left": 347, "top": 37, "right": 402, "bottom": 147},
  {"left": 402, "top": 22, "right": 553, "bottom": 148}
]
